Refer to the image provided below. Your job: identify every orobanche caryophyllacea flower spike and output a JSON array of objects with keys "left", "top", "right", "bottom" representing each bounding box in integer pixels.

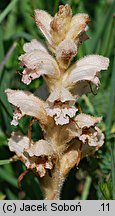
[{"left": 5, "top": 4, "right": 109, "bottom": 200}]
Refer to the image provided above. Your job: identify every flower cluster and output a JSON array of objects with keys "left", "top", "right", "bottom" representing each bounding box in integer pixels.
[{"left": 5, "top": 5, "right": 109, "bottom": 199}]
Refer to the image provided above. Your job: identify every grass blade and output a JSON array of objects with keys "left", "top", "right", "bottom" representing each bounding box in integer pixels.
[
  {"left": 106, "top": 52, "right": 115, "bottom": 199},
  {"left": 106, "top": 53, "right": 115, "bottom": 131},
  {"left": 111, "top": 138, "right": 115, "bottom": 199},
  {"left": 0, "top": 42, "right": 17, "bottom": 72},
  {"left": 0, "top": 28, "right": 4, "bottom": 63},
  {"left": 0, "top": 159, "right": 12, "bottom": 165},
  {"left": 81, "top": 176, "right": 92, "bottom": 200},
  {"left": 0, "top": 167, "right": 17, "bottom": 188},
  {"left": 0, "top": 0, "right": 19, "bottom": 23},
  {"left": 91, "top": 2, "right": 115, "bottom": 53}
]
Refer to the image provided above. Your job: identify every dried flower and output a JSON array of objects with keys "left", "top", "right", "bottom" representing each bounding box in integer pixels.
[{"left": 5, "top": 4, "right": 109, "bottom": 200}]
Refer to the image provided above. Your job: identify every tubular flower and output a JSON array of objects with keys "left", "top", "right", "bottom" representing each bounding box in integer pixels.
[
  {"left": 5, "top": 4, "right": 109, "bottom": 200},
  {"left": 5, "top": 89, "right": 49, "bottom": 126},
  {"left": 63, "top": 55, "right": 109, "bottom": 98},
  {"left": 9, "top": 132, "right": 55, "bottom": 177},
  {"left": 19, "top": 39, "right": 60, "bottom": 87},
  {"left": 60, "top": 114, "right": 104, "bottom": 176}
]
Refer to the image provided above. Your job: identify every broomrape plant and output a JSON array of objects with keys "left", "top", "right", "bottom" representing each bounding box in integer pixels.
[{"left": 5, "top": 4, "right": 109, "bottom": 200}]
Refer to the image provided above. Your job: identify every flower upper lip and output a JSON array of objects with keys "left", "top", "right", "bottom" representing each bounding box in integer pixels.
[
  {"left": 19, "top": 43, "right": 60, "bottom": 86},
  {"left": 62, "top": 54, "right": 109, "bottom": 98},
  {"left": 5, "top": 89, "right": 50, "bottom": 127}
]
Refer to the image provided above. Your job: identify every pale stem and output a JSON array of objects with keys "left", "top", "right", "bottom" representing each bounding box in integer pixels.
[{"left": 39, "top": 161, "right": 64, "bottom": 200}]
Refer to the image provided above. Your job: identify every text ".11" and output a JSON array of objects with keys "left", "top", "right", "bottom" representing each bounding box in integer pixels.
[{"left": 100, "top": 203, "right": 109, "bottom": 211}]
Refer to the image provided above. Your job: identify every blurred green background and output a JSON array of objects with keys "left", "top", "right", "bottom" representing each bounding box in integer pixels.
[{"left": 0, "top": 0, "right": 115, "bottom": 200}]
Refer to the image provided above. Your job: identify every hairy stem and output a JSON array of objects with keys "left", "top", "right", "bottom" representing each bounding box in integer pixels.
[{"left": 39, "top": 161, "right": 64, "bottom": 200}]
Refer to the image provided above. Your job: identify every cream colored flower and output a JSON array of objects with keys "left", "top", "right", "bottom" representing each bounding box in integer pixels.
[
  {"left": 19, "top": 39, "right": 60, "bottom": 85},
  {"left": 55, "top": 39, "right": 77, "bottom": 69},
  {"left": 35, "top": 4, "right": 90, "bottom": 69},
  {"left": 35, "top": 5, "right": 89, "bottom": 47},
  {"left": 5, "top": 89, "right": 49, "bottom": 126},
  {"left": 75, "top": 113, "right": 104, "bottom": 148},
  {"left": 60, "top": 113, "right": 104, "bottom": 176},
  {"left": 6, "top": 51, "right": 109, "bottom": 127},
  {"left": 63, "top": 55, "right": 109, "bottom": 98},
  {"left": 75, "top": 113, "right": 102, "bottom": 128},
  {"left": 18, "top": 4, "right": 109, "bottom": 90},
  {"left": 45, "top": 86, "right": 78, "bottom": 125},
  {"left": 8, "top": 132, "right": 55, "bottom": 177},
  {"left": 79, "top": 126, "right": 104, "bottom": 147},
  {"left": 5, "top": 88, "right": 77, "bottom": 126}
]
